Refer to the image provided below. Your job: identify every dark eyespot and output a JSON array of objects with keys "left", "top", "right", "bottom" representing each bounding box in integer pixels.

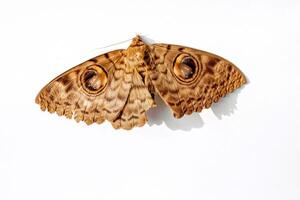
[
  {"left": 180, "top": 57, "right": 196, "bottom": 79},
  {"left": 83, "top": 70, "right": 101, "bottom": 91},
  {"left": 173, "top": 54, "right": 199, "bottom": 82},
  {"left": 80, "top": 65, "right": 107, "bottom": 94}
]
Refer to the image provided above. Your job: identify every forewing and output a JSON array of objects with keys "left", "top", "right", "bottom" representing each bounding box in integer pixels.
[
  {"left": 111, "top": 69, "right": 155, "bottom": 130},
  {"left": 149, "top": 44, "right": 246, "bottom": 118},
  {"left": 35, "top": 50, "right": 133, "bottom": 125}
]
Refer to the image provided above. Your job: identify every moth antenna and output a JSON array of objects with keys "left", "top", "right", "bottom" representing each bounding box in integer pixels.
[{"left": 93, "top": 38, "right": 134, "bottom": 51}]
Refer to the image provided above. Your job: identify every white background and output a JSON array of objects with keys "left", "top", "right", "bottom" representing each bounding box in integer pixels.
[{"left": 0, "top": 0, "right": 300, "bottom": 199}]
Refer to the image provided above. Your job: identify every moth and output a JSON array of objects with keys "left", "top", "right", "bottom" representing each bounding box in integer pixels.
[{"left": 36, "top": 35, "right": 246, "bottom": 130}]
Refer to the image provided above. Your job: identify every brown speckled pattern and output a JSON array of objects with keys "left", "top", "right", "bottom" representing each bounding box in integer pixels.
[{"left": 35, "top": 36, "right": 246, "bottom": 130}]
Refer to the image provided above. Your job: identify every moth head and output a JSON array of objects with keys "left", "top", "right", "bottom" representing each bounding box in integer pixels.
[
  {"left": 80, "top": 64, "right": 108, "bottom": 95},
  {"left": 173, "top": 54, "right": 200, "bottom": 83},
  {"left": 126, "top": 43, "right": 151, "bottom": 66}
]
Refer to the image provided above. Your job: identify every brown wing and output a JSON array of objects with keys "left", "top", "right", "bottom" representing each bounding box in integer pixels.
[
  {"left": 149, "top": 44, "right": 246, "bottom": 118},
  {"left": 35, "top": 49, "right": 134, "bottom": 125},
  {"left": 111, "top": 68, "right": 155, "bottom": 130}
]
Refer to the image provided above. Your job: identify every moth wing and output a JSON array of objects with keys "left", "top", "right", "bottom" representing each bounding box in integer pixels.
[
  {"left": 149, "top": 44, "right": 246, "bottom": 118},
  {"left": 35, "top": 49, "right": 133, "bottom": 125},
  {"left": 112, "top": 69, "right": 155, "bottom": 130}
]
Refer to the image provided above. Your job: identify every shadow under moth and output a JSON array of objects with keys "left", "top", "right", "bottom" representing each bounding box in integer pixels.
[{"left": 36, "top": 36, "right": 246, "bottom": 130}]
